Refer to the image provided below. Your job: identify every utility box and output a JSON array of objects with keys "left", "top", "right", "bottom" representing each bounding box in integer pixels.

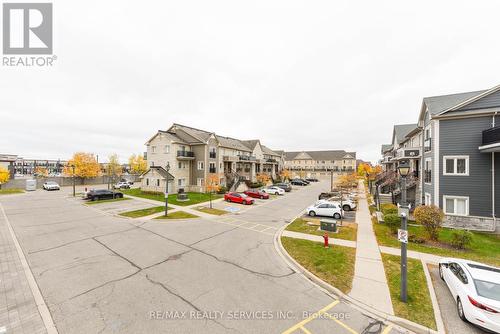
[
  {"left": 26, "top": 179, "right": 36, "bottom": 191},
  {"left": 320, "top": 219, "right": 337, "bottom": 232}
]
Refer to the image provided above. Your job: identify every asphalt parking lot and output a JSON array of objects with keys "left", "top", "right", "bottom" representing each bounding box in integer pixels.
[
  {"left": 0, "top": 181, "right": 405, "bottom": 334},
  {"left": 428, "top": 265, "right": 487, "bottom": 334}
]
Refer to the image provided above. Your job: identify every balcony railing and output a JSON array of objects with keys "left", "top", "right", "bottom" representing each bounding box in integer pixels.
[
  {"left": 209, "top": 152, "right": 217, "bottom": 159},
  {"left": 396, "top": 147, "right": 421, "bottom": 159},
  {"left": 424, "top": 170, "right": 432, "bottom": 183},
  {"left": 482, "top": 126, "right": 500, "bottom": 146},
  {"left": 209, "top": 167, "right": 216, "bottom": 173},
  {"left": 424, "top": 138, "right": 432, "bottom": 152},
  {"left": 177, "top": 151, "right": 195, "bottom": 158},
  {"left": 238, "top": 155, "right": 256, "bottom": 161},
  {"left": 265, "top": 158, "right": 277, "bottom": 163}
]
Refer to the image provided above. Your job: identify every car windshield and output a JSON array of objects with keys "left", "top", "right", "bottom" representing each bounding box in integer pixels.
[
  {"left": 474, "top": 279, "right": 500, "bottom": 302},
  {"left": 240, "top": 193, "right": 248, "bottom": 198},
  {"left": 46, "top": 182, "right": 57, "bottom": 185}
]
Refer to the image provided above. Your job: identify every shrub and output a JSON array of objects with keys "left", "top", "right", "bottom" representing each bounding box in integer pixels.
[
  {"left": 217, "top": 186, "right": 227, "bottom": 194},
  {"left": 381, "top": 203, "right": 398, "bottom": 216},
  {"left": 413, "top": 205, "right": 444, "bottom": 241},
  {"left": 246, "top": 181, "right": 263, "bottom": 189},
  {"left": 384, "top": 213, "right": 401, "bottom": 234},
  {"left": 450, "top": 230, "right": 473, "bottom": 250},
  {"left": 408, "top": 234, "right": 426, "bottom": 244}
]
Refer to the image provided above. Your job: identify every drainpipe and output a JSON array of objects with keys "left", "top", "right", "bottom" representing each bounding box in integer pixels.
[{"left": 493, "top": 112, "right": 497, "bottom": 225}]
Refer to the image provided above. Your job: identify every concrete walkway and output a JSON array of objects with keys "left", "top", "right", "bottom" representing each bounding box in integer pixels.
[
  {"left": 281, "top": 230, "right": 357, "bottom": 248},
  {"left": 349, "top": 181, "right": 395, "bottom": 315}
]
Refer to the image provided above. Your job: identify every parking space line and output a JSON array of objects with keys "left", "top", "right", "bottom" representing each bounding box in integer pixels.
[
  {"left": 300, "top": 326, "right": 312, "bottom": 334},
  {"left": 381, "top": 325, "right": 393, "bottom": 334},
  {"left": 282, "top": 300, "right": 339, "bottom": 334},
  {"left": 323, "top": 313, "right": 357, "bottom": 334}
]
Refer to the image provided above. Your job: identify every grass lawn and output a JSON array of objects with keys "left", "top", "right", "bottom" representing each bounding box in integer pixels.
[
  {"left": 373, "top": 218, "right": 500, "bottom": 267},
  {"left": 122, "top": 188, "right": 223, "bottom": 206},
  {"left": 285, "top": 218, "right": 357, "bottom": 241},
  {"left": 0, "top": 188, "right": 24, "bottom": 195},
  {"left": 382, "top": 254, "right": 437, "bottom": 330},
  {"left": 154, "top": 211, "right": 199, "bottom": 220},
  {"left": 119, "top": 206, "right": 166, "bottom": 218},
  {"left": 86, "top": 197, "right": 131, "bottom": 205},
  {"left": 196, "top": 206, "right": 227, "bottom": 215},
  {"left": 281, "top": 237, "right": 356, "bottom": 294}
]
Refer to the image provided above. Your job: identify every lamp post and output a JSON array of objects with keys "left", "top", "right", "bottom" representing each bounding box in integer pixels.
[
  {"left": 165, "top": 162, "right": 170, "bottom": 217},
  {"left": 71, "top": 165, "right": 76, "bottom": 197},
  {"left": 398, "top": 159, "right": 410, "bottom": 303}
]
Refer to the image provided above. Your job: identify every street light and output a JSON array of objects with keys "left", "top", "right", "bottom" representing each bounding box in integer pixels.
[
  {"left": 165, "top": 162, "right": 170, "bottom": 217},
  {"left": 398, "top": 159, "right": 410, "bottom": 303}
]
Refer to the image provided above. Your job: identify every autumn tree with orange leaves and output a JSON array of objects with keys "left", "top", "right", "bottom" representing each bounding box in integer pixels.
[
  {"left": 206, "top": 173, "right": 221, "bottom": 208},
  {"left": 64, "top": 153, "right": 100, "bottom": 181}
]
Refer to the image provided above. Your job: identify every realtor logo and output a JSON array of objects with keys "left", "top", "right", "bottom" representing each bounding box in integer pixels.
[{"left": 2, "top": 3, "right": 53, "bottom": 54}]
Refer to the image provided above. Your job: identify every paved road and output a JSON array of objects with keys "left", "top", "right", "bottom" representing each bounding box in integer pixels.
[
  {"left": 428, "top": 265, "right": 487, "bottom": 334},
  {"left": 0, "top": 181, "right": 405, "bottom": 334}
]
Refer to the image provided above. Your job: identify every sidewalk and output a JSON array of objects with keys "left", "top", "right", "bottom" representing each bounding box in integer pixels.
[
  {"left": 348, "top": 181, "right": 394, "bottom": 315},
  {"left": 0, "top": 204, "right": 48, "bottom": 334},
  {"left": 281, "top": 230, "right": 357, "bottom": 248}
]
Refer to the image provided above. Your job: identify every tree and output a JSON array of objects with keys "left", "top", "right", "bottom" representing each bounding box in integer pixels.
[
  {"left": 357, "top": 163, "right": 373, "bottom": 177},
  {"left": 107, "top": 154, "right": 122, "bottom": 177},
  {"left": 413, "top": 205, "right": 444, "bottom": 241},
  {"left": 34, "top": 166, "right": 48, "bottom": 177},
  {"left": 64, "top": 153, "right": 100, "bottom": 180},
  {"left": 205, "top": 173, "right": 221, "bottom": 209},
  {"left": 129, "top": 154, "right": 147, "bottom": 175},
  {"left": 336, "top": 172, "right": 358, "bottom": 189},
  {"left": 0, "top": 166, "right": 9, "bottom": 189},
  {"left": 256, "top": 173, "right": 270, "bottom": 185},
  {"left": 280, "top": 169, "right": 291, "bottom": 181}
]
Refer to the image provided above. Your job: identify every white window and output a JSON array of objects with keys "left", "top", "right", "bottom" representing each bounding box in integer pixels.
[
  {"left": 178, "top": 162, "right": 187, "bottom": 169},
  {"left": 443, "top": 196, "right": 469, "bottom": 216},
  {"left": 156, "top": 179, "right": 160, "bottom": 186},
  {"left": 424, "top": 193, "right": 431, "bottom": 206},
  {"left": 424, "top": 158, "right": 432, "bottom": 184},
  {"left": 164, "top": 145, "right": 170, "bottom": 154},
  {"left": 178, "top": 178, "right": 186, "bottom": 187},
  {"left": 198, "top": 161, "right": 204, "bottom": 170},
  {"left": 197, "top": 178, "right": 204, "bottom": 187},
  {"left": 151, "top": 146, "right": 156, "bottom": 153},
  {"left": 443, "top": 156, "right": 469, "bottom": 176}
]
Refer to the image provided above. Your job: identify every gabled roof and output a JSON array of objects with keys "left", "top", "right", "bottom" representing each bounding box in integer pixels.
[
  {"left": 142, "top": 166, "right": 174, "bottom": 180},
  {"left": 261, "top": 145, "right": 280, "bottom": 157},
  {"left": 381, "top": 144, "right": 392, "bottom": 154},
  {"left": 216, "top": 136, "right": 252, "bottom": 152},
  {"left": 241, "top": 140, "right": 260, "bottom": 151},
  {"left": 144, "top": 130, "right": 188, "bottom": 145},
  {"left": 170, "top": 123, "right": 213, "bottom": 143},
  {"left": 423, "top": 90, "right": 486, "bottom": 116},
  {"left": 392, "top": 124, "right": 418, "bottom": 145},
  {"left": 284, "top": 150, "right": 356, "bottom": 161}
]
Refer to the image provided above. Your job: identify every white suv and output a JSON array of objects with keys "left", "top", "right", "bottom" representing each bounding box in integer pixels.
[
  {"left": 42, "top": 181, "right": 60, "bottom": 191},
  {"left": 307, "top": 202, "right": 343, "bottom": 219}
]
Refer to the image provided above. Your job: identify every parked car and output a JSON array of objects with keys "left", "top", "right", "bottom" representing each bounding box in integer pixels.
[
  {"left": 113, "top": 181, "right": 130, "bottom": 189},
  {"left": 274, "top": 183, "right": 292, "bottom": 192},
  {"left": 243, "top": 189, "right": 270, "bottom": 199},
  {"left": 317, "top": 198, "right": 356, "bottom": 211},
  {"left": 261, "top": 186, "right": 285, "bottom": 195},
  {"left": 306, "top": 177, "right": 319, "bottom": 182},
  {"left": 318, "top": 192, "right": 341, "bottom": 200},
  {"left": 439, "top": 258, "right": 500, "bottom": 333},
  {"left": 85, "top": 189, "right": 124, "bottom": 201},
  {"left": 291, "top": 179, "right": 308, "bottom": 186},
  {"left": 224, "top": 192, "right": 254, "bottom": 205},
  {"left": 306, "top": 202, "right": 343, "bottom": 219},
  {"left": 42, "top": 181, "right": 60, "bottom": 191}
]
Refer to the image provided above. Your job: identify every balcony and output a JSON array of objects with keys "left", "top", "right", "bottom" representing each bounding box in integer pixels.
[
  {"left": 238, "top": 155, "right": 256, "bottom": 161},
  {"left": 381, "top": 156, "right": 394, "bottom": 164},
  {"left": 480, "top": 127, "right": 500, "bottom": 152},
  {"left": 265, "top": 158, "right": 277, "bottom": 163},
  {"left": 424, "top": 138, "right": 432, "bottom": 152},
  {"left": 209, "top": 152, "right": 217, "bottom": 159},
  {"left": 176, "top": 151, "right": 195, "bottom": 160},
  {"left": 395, "top": 147, "right": 421, "bottom": 160},
  {"left": 209, "top": 167, "right": 216, "bottom": 173}
]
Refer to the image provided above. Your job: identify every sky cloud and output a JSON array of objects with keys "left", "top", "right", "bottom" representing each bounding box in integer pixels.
[{"left": 1, "top": 0, "right": 500, "bottom": 163}]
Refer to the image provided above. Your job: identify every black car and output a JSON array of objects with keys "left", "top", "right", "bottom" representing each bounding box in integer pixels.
[
  {"left": 274, "top": 183, "right": 292, "bottom": 192},
  {"left": 306, "top": 178, "right": 319, "bottom": 182},
  {"left": 318, "top": 192, "right": 340, "bottom": 200},
  {"left": 291, "top": 179, "right": 308, "bottom": 186},
  {"left": 85, "top": 189, "right": 124, "bottom": 201}
]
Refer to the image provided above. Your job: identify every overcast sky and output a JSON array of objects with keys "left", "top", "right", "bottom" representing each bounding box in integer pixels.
[{"left": 1, "top": 0, "right": 500, "bottom": 163}]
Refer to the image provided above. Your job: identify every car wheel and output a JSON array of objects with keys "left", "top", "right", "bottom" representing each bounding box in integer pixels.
[
  {"left": 260, "top": 196, "right": 264, "bottom": 199},
  {"left": 457, "top": 298, "right": 467, "bottom": 322},
  {"left": 91, "top": 197, "right": 96, "bottom": 201},
  {"left": 343, "top": 205, "right": 350, "bottom": 211},
  {"left": 334, "top": 213, "right": 341, "bottom": 219},
  {"left": 439, "top": 264, "right": 444, "bottom": 281},
  {"left": 308, "top": 211, "right": 316, "bottom": 217}
]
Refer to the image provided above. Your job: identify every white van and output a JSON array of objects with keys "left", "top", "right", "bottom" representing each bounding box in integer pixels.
[{"left": 25, "top": 179, "right": 36, "bottom": 191}]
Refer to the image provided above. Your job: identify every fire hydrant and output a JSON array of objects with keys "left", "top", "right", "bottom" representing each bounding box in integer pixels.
[{"left": 323, "top": 233, "right": 329, "bottom": 248}]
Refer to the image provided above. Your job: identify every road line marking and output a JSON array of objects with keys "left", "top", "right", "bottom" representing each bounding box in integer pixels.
[
  {"left": 282, "top": 300, "right": 339, "bottom": 334},
  {"left": 323, "top": 313, "right": 358, "bottom": 334},
  {"left": 300, "top": 326, "right": 313, "bottom": 334},
  {"left": 0, "top": 203, "right": 58, "bottom": 334},
  {"left": 261, "top": 226, "right": 274, "bottom": 232},
  {"left": 381, "top": 325, "right": 393, "bottom": 334}
]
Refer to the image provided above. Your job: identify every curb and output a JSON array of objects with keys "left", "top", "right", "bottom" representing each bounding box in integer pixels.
[{"left": 274, "top": 223, "right": 439, "bottom": 334}]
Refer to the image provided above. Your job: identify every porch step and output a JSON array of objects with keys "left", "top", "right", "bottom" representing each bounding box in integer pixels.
[{"left": 378, "top": 193, "right": 393, "bottom": 204}]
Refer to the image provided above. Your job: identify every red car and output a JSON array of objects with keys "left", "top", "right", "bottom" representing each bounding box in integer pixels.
[
  {"left": 224, "top": 192, "right": 254, "bottom": 205},
  {"left": 243, "top": 189, "right": 269, "bottom": 199}
]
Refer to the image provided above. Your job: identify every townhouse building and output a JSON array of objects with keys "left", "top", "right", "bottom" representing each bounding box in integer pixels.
[
  {"left": 141, "top": 124, "right": 283, "bottom": 193},
  {"left": 284, "top": 150, "right": 356, "bottom": 174},
  {"left": 378, "top": 84, "right": 500, "bottom": 232}
]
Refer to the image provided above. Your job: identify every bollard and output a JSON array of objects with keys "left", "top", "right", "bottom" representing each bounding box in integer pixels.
[{"left": 323, "top": 233, "right": 329, "bottom": 248}]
